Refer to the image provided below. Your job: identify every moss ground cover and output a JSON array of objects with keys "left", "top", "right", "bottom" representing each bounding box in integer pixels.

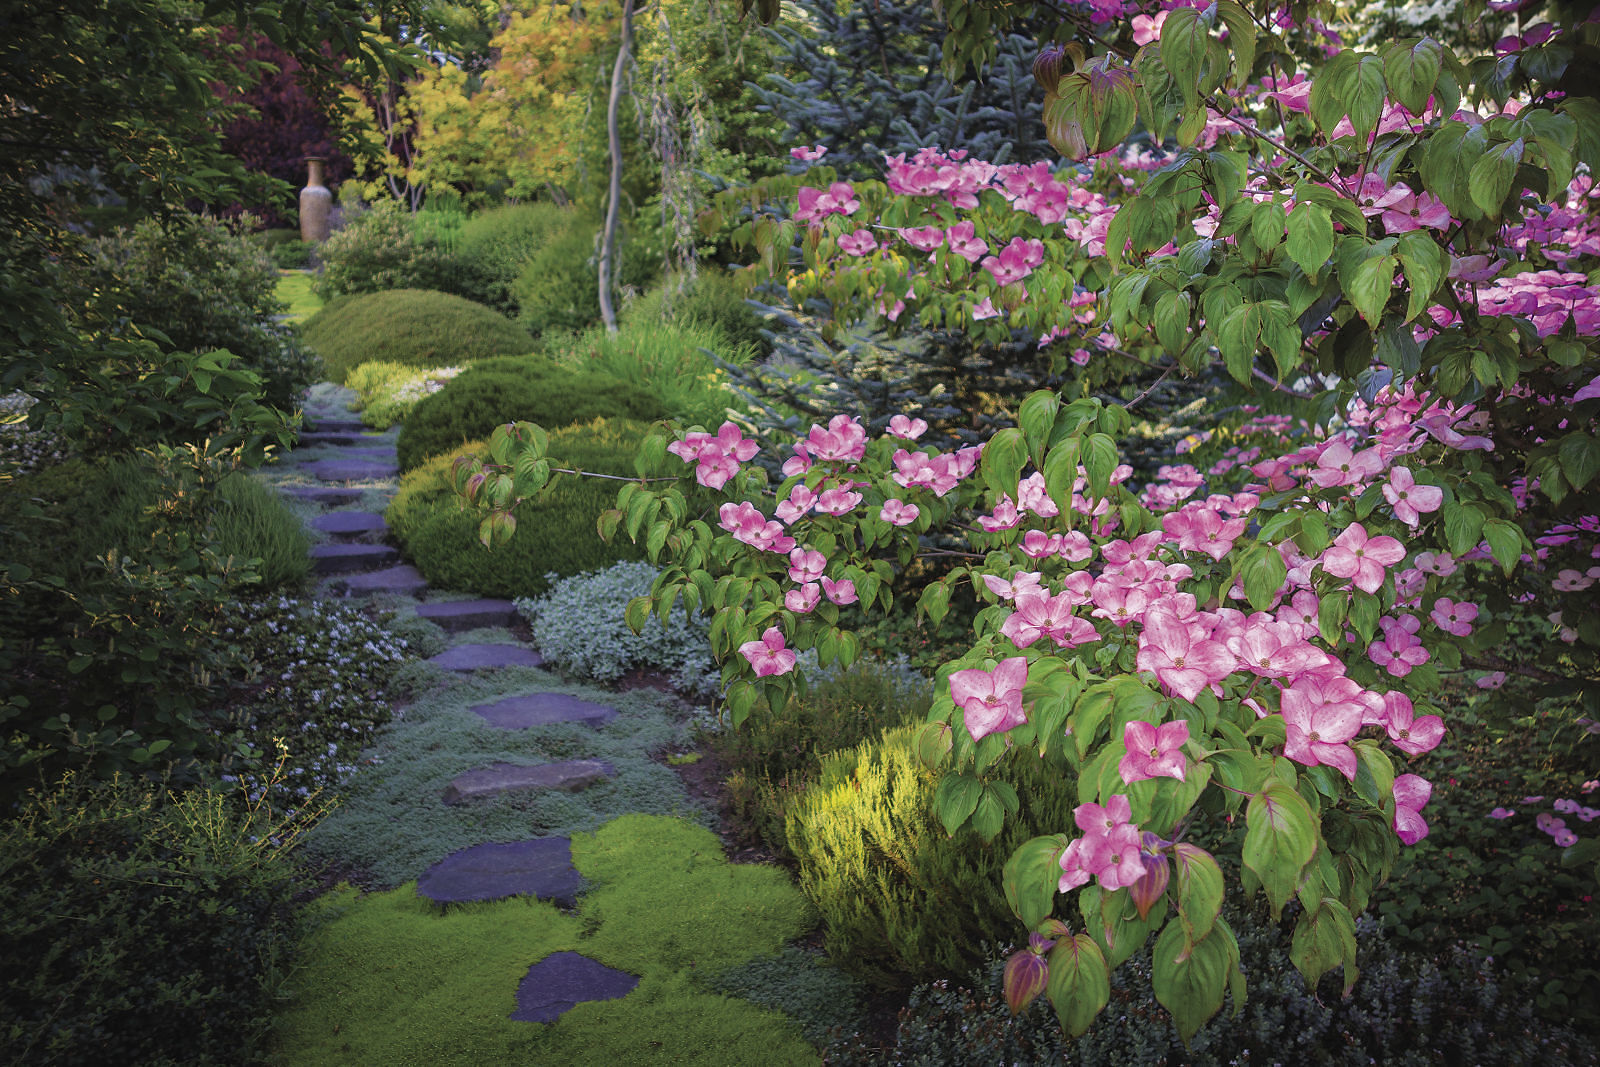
[{"left": 276, "top": 815, "right": 821, "bottom": 1066}]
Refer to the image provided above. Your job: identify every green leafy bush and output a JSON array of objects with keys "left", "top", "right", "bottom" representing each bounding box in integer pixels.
[
  {"left": 395, "top": 357, "right": 667, "bottom": 472},
  {"left": 69, "top": 212, "right": 321, "bottom": 411},
  {"left": 389, "top": 420, "right": 654, "bottom": 598},
  {"left": 515, "top": 560, "right": 718, "bottom": 696},
  {"left": 311, "top": 199, "right": 453, "bottom": 300},
  {"left": 0, "top": 449, "right": 298, "bottom": 787},
  {"left": 784, "top": 725, "right": 1078, "bottom": 990},
  {"left": 825, "top": 912, "right": 1590, "bottom": 1066},
  {"left": 452, "top": 202, "right": 573, "bottom": 315},
  {"left": 0, "top": 772, "right": 310, "bottom": 1066},
  {"left": 298, "top": 288, "right": 533, "bottom": 384},
  {"left": 270, "top": 239, "right": 316, "bottom": 269},
  {"left": 511, "top": 219, "right": 658, "bottom": 336},
  {"left": 344, "top": 360, "right": 466, "bottom": 429},
  {"left": 714, "top": 657, "right": 932, "bottom": 853}
]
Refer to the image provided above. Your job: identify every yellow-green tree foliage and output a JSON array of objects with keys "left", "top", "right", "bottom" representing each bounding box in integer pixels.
[{"left": 409, "top": 2, "right": 617, "bottom": 204}]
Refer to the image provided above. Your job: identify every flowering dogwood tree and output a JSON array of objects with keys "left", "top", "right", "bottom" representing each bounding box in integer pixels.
[{"left": 457, "top": 0, "right": 1600, "bottom": 1044}]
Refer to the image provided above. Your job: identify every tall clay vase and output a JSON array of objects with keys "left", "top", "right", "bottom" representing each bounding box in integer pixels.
[{"left": 299, "top": 157, "right": 332, "bottom": 244}]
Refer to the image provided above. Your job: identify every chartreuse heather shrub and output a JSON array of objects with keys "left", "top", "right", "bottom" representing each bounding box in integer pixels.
[
  {"left": 516, "top": 561, "right": 718, "bottom": 697},
  {"left": 784, "top": 725, "right": 1078, "bottom": 990},
  {"left": 825, "top": 912, "right": 1589, "bottom": 1066},
  {"left": 344, "top": 360, "right": 466, "bottom": 429},
  {"left": 297, "top": 670, "right": 709, "bottom": 888},
  {"left": 277, "top": 815, "right": 818, "bottom": 1065},
  {"left": 395, "top": 356, "right": 667, "bottom": 471},
  {"left": 714, "top": 656, "right": 933, "bottom": 853},
  {"left": 0, "top": 772, "right": 310, "bottom": 1066},
  {"left": 299, "top": 288, "right": 533, "bottom": 384}
]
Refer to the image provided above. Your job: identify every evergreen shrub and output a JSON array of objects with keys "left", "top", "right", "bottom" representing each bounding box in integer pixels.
[
  {"left": 0, "top": 773, "right": 309, "bottom": 1066},
  {"left": 394, "top": 357, "right": 667, "bottom": 472},
  {"left": 784, "top": 725, "right": 1078, "bottom": 990},
  {"left": 452, "top": 202, "right": 573, "bottom": 315},
  {"left": 511, "top": 220, "right": 658, "bottom": 336},
  {"left": 298, "top": 289, "right": 533, "bottom": 384},
  {"left": 389, "top": 420, "right": 654, "bottom": 598},
  {"left": 514, "top": 560, "right": 718, "bottom": 696}
]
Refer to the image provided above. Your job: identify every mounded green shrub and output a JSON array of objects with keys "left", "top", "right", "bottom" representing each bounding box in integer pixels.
[
  {"left": 784, "top": 725, "right": 1078, "bottom": 990},
  {"left": 311, "top": 199, "right": 452, "bottom": 300},
  {"left": 389, "top": 419, "right": 659, "bottom": 598},
  {"left": 0, "top": 772, "right": 308, "bottom": 1066},
  {"left": 395, "top": 357, "right": 668, "bottom": 472},
  {"left": 453, "top": 203, "right": 574, "bottom": 315},
  {"left": 299, "top": 288, "right": 533, "bottom": 384}
]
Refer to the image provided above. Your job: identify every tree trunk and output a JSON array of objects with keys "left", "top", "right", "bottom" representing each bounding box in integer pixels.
[{"left": 598, "top": 0, "right": 634, "bottom": 334}]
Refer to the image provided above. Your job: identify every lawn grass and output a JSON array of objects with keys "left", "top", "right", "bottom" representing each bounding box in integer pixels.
[{"left": 277, "top": 269, "right": 323, "bottom": 323}]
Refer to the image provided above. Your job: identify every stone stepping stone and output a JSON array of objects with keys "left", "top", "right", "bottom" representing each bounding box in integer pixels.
[
  {"left": 282, "top": 486, "right": 364, "bottom": 507},
  {"left": 415, "top": 598, "right": 519, "bottom": 632},
  {"left": 442, "top": 759, "right": 615, "bottom": 805},
  {"left": 428, "top": 643, "right": 545, "bottom": 672},
  {"left": 416, "top": 838, "right": 582, "bottom": 907},
  {"left": 309, "top": 543, "right": 400, "bottom": 575},
  {"left": 334, "top": 564, "right": 429, "bottom": 598},
  {"left": 310, "top": 510, "right": 389, "bottom": 540},
  {"left": 298, "top": 430, "right": 378, "bottom": 447},
  {"left": 469, "top": 694, "right": 616, "bottom": 730},
  {"left": 305, "top": 459, "right": 399, "bottom": 483},
  {"left": 510, "top": 952, "right": 637, "bottom": 1023},
  {"left": 304, "top": 416, "right": 368, "bottom": 434}
]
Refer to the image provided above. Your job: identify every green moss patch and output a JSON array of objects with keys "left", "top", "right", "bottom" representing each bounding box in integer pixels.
[{"left": 276, "top": 815, "right": 820, "bottom": 1066}]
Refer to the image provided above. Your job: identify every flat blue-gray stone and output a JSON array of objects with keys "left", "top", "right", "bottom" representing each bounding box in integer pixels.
[
  {"left": 510, "top": 952, "right": 637, "bottom": 1023},
  {"left": 304, "top": 417, "right": 368, "bottom": 434},
  {"left": 335, "top": 564, "right": 428, "bottom": 598},
  {"left": 416, "top": 838, "right": 581, "bottom": 907},
  {"left": 297, "top": 430, "right": 375, "bottom": 447},
  {"left": 415, "top": 598, "right": 519, "bottom": 632},
  {"left": 309, "top": 543, "right": 400, "bottom": 574},
  {"left": 307, "top": 459, "right": 399, "bottom": 483},
  {"left": 282, "top": 486, "right": 364, "bottom": 507},
  {"left": 310, "top": 511, "right": 389, "bottom": 539},
  {"left": 469, "top": 694, "right": 616, "bottom": 730},
  {"left": 428, "top": 643, "right": 545, "bottom": 672},
  {"left": 441, "top": 760, "right": 614, "bottom": 804}
]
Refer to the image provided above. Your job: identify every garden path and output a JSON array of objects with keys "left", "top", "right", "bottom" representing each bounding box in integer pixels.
[{"left": 273, "top": 387, "right": 644, "bottom": 1023}]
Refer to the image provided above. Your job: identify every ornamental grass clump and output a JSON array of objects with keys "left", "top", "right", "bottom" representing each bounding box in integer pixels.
[{"left": 516, "top": 561, "right": 719, "bottom": 697}]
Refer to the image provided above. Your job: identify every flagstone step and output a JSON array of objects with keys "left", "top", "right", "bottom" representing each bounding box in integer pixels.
[
  {"left": 310, "top": 510, "right": 389, "bottom": 541},
  {"left": 416, "top": 838, "right": 582, "bottom": 907},
  {"left": 282, "top": 485, "right": 365, "bottom": 507},
  {"left": 304, "top": 459, "right": 400, "bottom": 483},
  {"left": 303, "top": 416, "right": 368, "bottom": 434},
  {"left": 469, "top": 693, "right": 616, "bottom": 730},
  {"left": 442, "top": 759, "right": 615, "bottom": 805},
  {"left": 309, "top": 542, "right": 401, "bottom": 574},
  {"left": 332, "top": 564, "right": 429, "bottom": 598},
  {"left": 298, "top": 430, "right": 383, "bottom": 447},
  {"left": 428, "top": 643, "right": 545, "bottom": 672},
  {"left": 510, "top": 952, "right": 637, "bottom": 1023},
  {"left": 415, "top": 598, "right": 519, "bottom": 632}
]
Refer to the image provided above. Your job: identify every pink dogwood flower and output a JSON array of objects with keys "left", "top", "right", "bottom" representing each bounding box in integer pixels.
[
  {"left": 821, "top": 576, "right": 858, "bottom": 605},
  {"left": 1280, "top": 675, "right": 1366, "bottom": 779},
  {"left": 1383, "top": 467, "right": 1444, "bottom": 526},
  {"left": 1431, "top": 597, "right": 1478, "bottom": 636},
  {"left": 1119, "top": 719, "right": 1189, "bottom": 783},
  {"left": 1381, "top": 691, "right": 1445, "bottom": 755},
  {"left": 1393, "top": 774, "right": 1432, "bottom": 844},
  {"left": 949, "top": 656, "right": 1029, "bottom": 742},
  {"left": 1321, "top": 523, "right": 1406, "bottom": 594},
  {"left": 739, "top": 627, "right": 796, "bottom": 676},
  {"left": 785, "top": 583, "right": 821, "bottom": 613},
  {"left": 879, "top": 498, "right": 920, "bottom": 526},
  {"left": 887, "top": 414, "right": 929, "bottom": 439}
]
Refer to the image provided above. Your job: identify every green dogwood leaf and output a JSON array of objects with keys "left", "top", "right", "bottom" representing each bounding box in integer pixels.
[{"left": 1242, "top": 780, "right": 1318, "bottom": 919}]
